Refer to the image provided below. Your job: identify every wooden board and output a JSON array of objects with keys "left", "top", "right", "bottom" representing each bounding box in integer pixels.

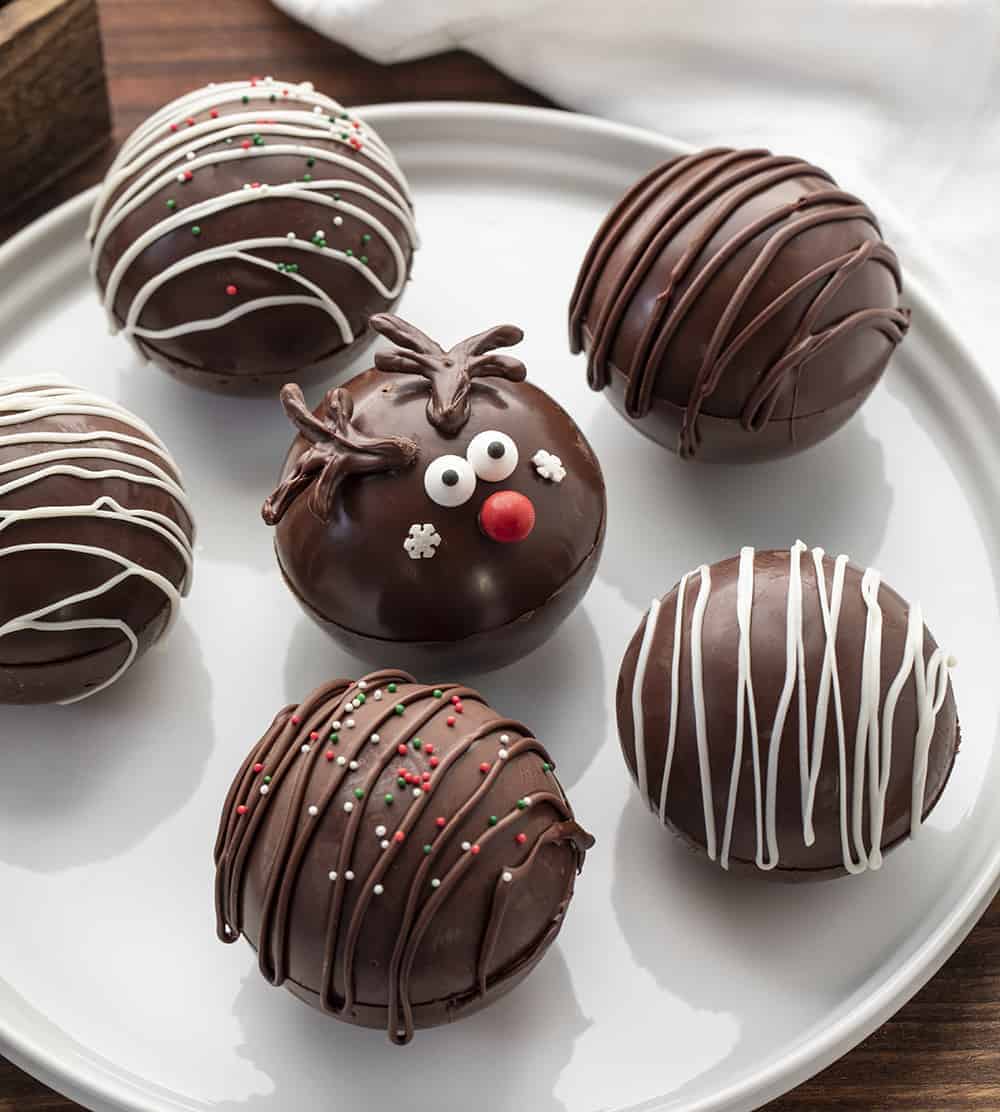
[{"left": 0, "top": 0, "right": 111, "bottom": 215}]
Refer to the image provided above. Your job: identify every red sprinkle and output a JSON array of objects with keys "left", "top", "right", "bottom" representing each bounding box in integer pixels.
[
  {"left": 397, "top": 744, "right": 408, "bottom": 756},
  {"left": 241, "top": 140, "right": 252, "bottom": 150},
  {"left": 479, "top": 762, "right": 490, "bottom": 774},
  {"left": 435, "top": 817, "right": 446, "bottom": 829},
  {"left": 516, "top": 833, "right": 527, "bottom": 845},
  {"left": 210, "top": 110, "right": 219, "bottom": 118},
  {"left": 424, "top": 744, "right": 435, "bottom": 755},
  {"left": 325, "top": 750, "right": 334, "bottom": 761},
  {"left": 237, "top": 805, "right": 248, "bottom": 815},
  {"left": 182, "top": 171, "right": 193, "bottom": 181},
  {"left": 186, "top": 117, "right": 195, "bottom": 126},
  {"left": 282, "top": 88, "right": 290, "bottom": 96},
  {"left": 291, "top": 715, "right": 301, "bottom": 725},
  {"left": 253, "top": 762, "right": 264, "bottom": 773},
  {"left": 226, "top": 284, "right": 238, "bottom": 296},
  {"left": 352, "top": 120, "right": 361, "bottom": 129},
  {"left": 470, "top": 844, "right": 481, "bottom": 856},
  {"left": 169, "top": 124, "right": 178, "bottom": 133},
  {"left": 447, "top": 716, "right": 456, "bottom": 727},
  {"left": 422, "top": 771, "right": 431, "bottom": 782},
  {"left": 429, "top": 756, "right": 439, "bottom": 768},
  {"left": 451, "top": 696, "right": 461, "bottom": 706},
  {"left": 394, "top": 831, "right": 405, "bottom": 843},
  {"left": 251, "top": 76, "right": 260, "bottom": 86},
  {"left": 250, "top": 181, "right": 261, "bottom": 188}
]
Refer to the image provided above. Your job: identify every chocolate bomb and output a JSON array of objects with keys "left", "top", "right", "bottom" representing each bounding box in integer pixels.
[
  {"left": 262, "top": 315, "right": 606, "bottom": 672},
  {"left": 88, "top": 77, "right": 417, "bottom": 392},
  {"left": 0, "top": 377, "right": 194, "bottom": 704},
  {"left": 617, "top": 543, "right": 958, "bottom": 878},
  {"left": 570, "top": 148, "right": 910, "bottom": 462},
  {"left": 214, "top": 669, "right": 594, "bottom": 1043}
]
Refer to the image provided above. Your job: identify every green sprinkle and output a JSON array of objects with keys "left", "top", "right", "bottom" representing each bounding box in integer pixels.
[
  {"left": 263, "top": 775, "right": 272, "bottom": 784},
  {"left": 165, "top": 199, "right": 176, "bottom": 210},
  {"left": 302, "top": 173, "right": 312, "bottom": 182},
  {"left": 488, "top": 815, "right": 498, "bottom": 827},
  {"left": 330, "top": 732, "right": 339, "bottom": 744},
  {"left": 397, "top": 777, "right": 406, "bottom": 788},
  {"left": 384, "top": 793, "right": 394, "bottom": 805},
  {"left": 345, "top": 248, "right": 354, "bottom": 257},
  {"left": 333, "top": 193, "right": 340, "bottom": 201},
  {"left": 288, "top": 263, "right": 299, "bottom": 273},
  {"left": 411, "top": 738, "right": 422, "bottom": 750},
  {"left": 356, "top": 692, "right": 366, "bottom": 704},
  {"left": 394, "top": 704, "right": 405, "bottom": 716},
  {"left": 360, "top": 255, "right": 368, "bottom": 264},
  {"left": 387, "top": 683, "right": 397, "bottom": 693},
  {"left": 328, "top": 115, "right": 337, "bottom": 123},
  {"left": 269, "top": 93, "right": 277, "bottom": 102},
  {"left": 191, "top": 226, "right": 201, "bottom": 236},
  {"left": 306, "top": 157, "right": 315, "bottom": 167},
  {"left": 362, "top": 233, "right": 371, "bottom": 243},
  {"left": 241, "top": 95, "right": 249, "bottom": 104},
  {"left": 542, "top": 762, "right": 552, "bottom": 772},
  {"left": 340, "top": 112, "right": 350, "bottom": 119},
  {"left": 353, "top": 788, "right": 364, "bottom": 799},
  {"left": 433, "top": 689, "right": 443, "bottom": 699},
  {"left": 422, "top": 844, "right": 432, "bottom": 855},
  {"left": 516, "top": 798, "right": 528, "bottom": 811},
  {"left": 340, "top": 132, "right": 349, "bottom": 140},
  {"left": 253, "top": 136, "right": 263, "bottom": 146}
]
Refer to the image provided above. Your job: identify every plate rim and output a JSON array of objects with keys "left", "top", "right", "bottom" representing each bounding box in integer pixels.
[{"left": 0, "top": 99, "right": 998, "bottom": 1112}]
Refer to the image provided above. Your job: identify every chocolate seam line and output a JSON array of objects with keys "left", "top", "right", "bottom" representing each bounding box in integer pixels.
[{"left": 570, "top": 149, "right": 907, "bottom": 457}]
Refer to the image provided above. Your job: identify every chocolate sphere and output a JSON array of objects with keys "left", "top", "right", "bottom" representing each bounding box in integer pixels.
[
  {"left": 617, "top": 543, "right": 958, "bottom": 878},
  {"left": 214, "top": 669, "right": 594, "bottom": 1043},
  {"left": 262, "top": 316, "right": 606, "bottom": 672},
  {"left": 89, "top": 77, "right": 417, "bottom": 392},
  {"left": 570, "top": 148, "right": 909, "bottom": 462},
  {"left": 0, "top": 377, "right": 195, "bottom": 704}
]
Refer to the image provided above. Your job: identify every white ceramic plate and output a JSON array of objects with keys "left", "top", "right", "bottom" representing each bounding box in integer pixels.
[{"left": 1, "top": 102, "right": 999, "bottom": 1112}]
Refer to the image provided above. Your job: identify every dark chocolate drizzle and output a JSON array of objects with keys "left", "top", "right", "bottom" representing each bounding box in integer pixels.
[
  {"left": 262, "top": 384, "right": 418, "bottom": 524},
  {"left": 369, "top": 314, "right": 527, "bottom": 436},
  {"left": 568, "top": 149, "right": 910, "bottom": 457},
  {"left": 214, "top": 670, "right": 594, "bottom": 1044}
]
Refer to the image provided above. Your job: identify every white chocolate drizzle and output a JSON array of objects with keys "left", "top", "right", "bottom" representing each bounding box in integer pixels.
[
  {"left": 87, "top": 79, "right": 417, "bottom": 350},
  {"left": 0, "top": 377, "right": 195, "bottom": 703},
  {"left": 631, "top": 542, "right": 954, "bottom": 872}
]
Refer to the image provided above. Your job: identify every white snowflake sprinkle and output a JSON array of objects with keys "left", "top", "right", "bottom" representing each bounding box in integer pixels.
[
  {"left": 259, "top": 784, "right": 269, "bottom": 795},
  {"left": 332, "top": 720, "right": 342, "bottom": 731},
  {"left": 375, "top": 825, "right": 387, "bottom": 837},
  {"left": 532, "top": 449, "right": 566, "bottom": 483},
  {"left": 404, "top": 523, "right": 442, "bottom": 560},
  {"left": 370, "top": 733, "right": 380, "bottom": 744},
  {"left": 502, "top": 871, "right": 513, "bottom": 883}
]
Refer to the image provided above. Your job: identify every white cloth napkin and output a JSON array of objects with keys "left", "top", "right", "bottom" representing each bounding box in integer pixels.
[{"left": 274, "top": 0, "right": 999, "bottom": 367}]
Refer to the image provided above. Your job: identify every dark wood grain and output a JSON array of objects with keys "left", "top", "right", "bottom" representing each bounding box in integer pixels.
[{"left": 1, "top": 1, "right": 997, "bottom": 1109}]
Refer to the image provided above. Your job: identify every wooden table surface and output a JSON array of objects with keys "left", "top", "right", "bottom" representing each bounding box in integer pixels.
[{"left": 1, "top": 1, "right": 997, "bottom": 1109}]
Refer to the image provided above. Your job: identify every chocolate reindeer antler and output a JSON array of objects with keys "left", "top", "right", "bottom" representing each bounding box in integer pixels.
[
  {"left": 262, "top": 385, "right": 418, "bottom": 525},
  {"left": 370, "top": 314, "right": 527, "bottom": 436}
]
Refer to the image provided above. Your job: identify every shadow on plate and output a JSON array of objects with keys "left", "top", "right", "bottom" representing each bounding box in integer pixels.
[
  {"left": 0, "top": 618, "right": 214, "bottom": 871},
  {"left": 587, "top": 404, "right": 892, "bottom": 612},
  {"left": 217, "top": 945, "right": 587, "bottom": 1112},
  {"left": 282, "top": 607, "right": 608, "bottom": 791}
]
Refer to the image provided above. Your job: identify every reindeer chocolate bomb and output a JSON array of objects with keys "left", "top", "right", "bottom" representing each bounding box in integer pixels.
[{"left": 263, "top": 316, "right": 606, "bottom": 670}]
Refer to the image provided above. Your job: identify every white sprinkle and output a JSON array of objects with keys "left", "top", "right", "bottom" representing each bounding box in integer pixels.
[
  {"left": 313, "top": 105, "right": 323, "bottom": 114},
  {"left": 242, "top": 183, "right": 251, "bottom": 190},
  {"left": 373, "top": 884, "right": 384, "bottom": 896},
  {"left": 431, "top": 878, "right": 441, "bottom": 888},
  {"left": 301, "top": 743, "right": 311, "bottom": 753},
  {"left": 343, "top": 801, "right": 354, "bottom": 813},
  {"left": 185, "top": 150, "right": 196, "bottom": 161},
  {"left": 333, "top": 215, "right": 344, "bottom": 226},
  {"left": 947, "top": 654, "right": 958, "bottom": 669},
  {"left": 301, "top": 81, "right": 315, "bottom": 92},
  {"left": 176, "top": 172, "right": 187, "bottom": 183},
  {"left": 349, "top": 760, "right": 359, "bottom": 771},
  {"left": 358, "top": 681, "right": 368, "bottom": 690},
  {"left": 286, "top": 231, "right": 296, "bottom": 239},
  {"left": 259, "top": 785, "right": 269, "bottom": 795},
  {"left": 500, "top": 734, "right": 510, "bottom": 744},
  {"left": 498, "top": 749, "right": 509, "bottom": 760},
  {"left": 329, "top": 871, "right": 337, "bottom": 881},
  {"left": 264, "top": 75, "right": 274, "bottom": 82},
  {"left": 308, "top": 805, "right": 318, "bottom": 816},
  {"left": 373, "top": 690, "right": 383, "bottom": 701},
  {"left": 315, "top": 229, "right": 325, "bottom": 239},
  {"left": 332, "top": 721, "right": 342, "bottom": 731},
  {"left": 381, "top": 840, "right": 390, "bottom": 850},
  {"left": 345, "top": 870, "right": 354, "bottom": 880},
  {"left": 502, "top": 871, "right": 513, "bottom": 883},
  {"left": 370, "top": 733, "right": 380, "bottom": 744},
  {"left": 461, "top": 841, "right": 471, "bottom": 852},
  {"left": 336, "top": 756, "right": 346, "bottom": 766},
  {"left": 259, "top": 183, "right": 270, "bottom": 194},
  {"left": 375, "top": 825, "right": 387, "bottom": 837},
  {"left": 347, "top": 718, "right": 356, "bottom": 729},
  {"left": 412, "top": 788, "right": 423, "bottom": 797},
  {"left": 523, "top": 796, "right": 532, "bottom": 806}
]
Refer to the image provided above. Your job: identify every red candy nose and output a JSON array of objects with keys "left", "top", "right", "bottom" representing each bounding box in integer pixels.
[{"left": 479, "top": 490, "right": 536, "bottom": 543}]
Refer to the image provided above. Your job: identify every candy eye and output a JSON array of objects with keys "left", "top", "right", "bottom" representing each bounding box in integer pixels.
[
  {"left": 424, "top": 454, "right": 477, "bottom": 507},
  {"left": 466, "top": 430, "right": 518, "bottom": 482}
]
